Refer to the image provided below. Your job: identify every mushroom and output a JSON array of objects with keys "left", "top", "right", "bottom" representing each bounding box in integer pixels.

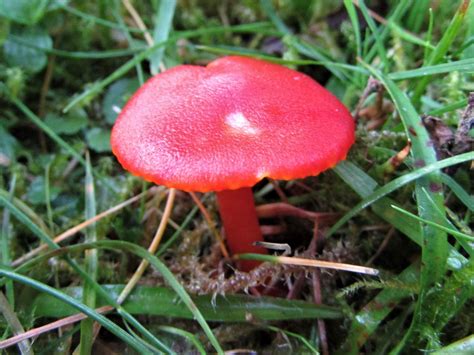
[{"left": 111, "top": 56, "right": 355, "bottom": 271}]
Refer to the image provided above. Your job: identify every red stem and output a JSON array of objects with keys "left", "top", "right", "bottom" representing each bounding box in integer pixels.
[{"left": 216, "top": 187, "right": 266, "bottom": 271}]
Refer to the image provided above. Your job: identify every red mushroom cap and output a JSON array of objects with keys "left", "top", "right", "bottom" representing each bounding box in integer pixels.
[{"left": 111, "top": 56, "right": 355, "bottom": 192}]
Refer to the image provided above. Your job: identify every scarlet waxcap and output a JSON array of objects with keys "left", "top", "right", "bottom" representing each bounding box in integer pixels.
[{"left": 111, "top": 56, "right": 355, "bottom": 192}]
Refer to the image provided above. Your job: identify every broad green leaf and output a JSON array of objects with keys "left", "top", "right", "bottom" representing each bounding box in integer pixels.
[
  {"left": 33, "top": 284, "right": 343, "bottom": 321},
  {"left": 86, "top": 128, "right": 111, "bottom": 153},
  {"left": 3, "top": 25, "right": 52, "bottom": 72},
  {"left": 44, "top": 109, "right": 88, "bottom": 135},
  {"left": 0, "top": 125, "right": 19, "bottom": 166},
  {"left": 0, "top": 18, "right": 9, "bottom": 45},
  {"left": 102, "top": 78, "right": 140, "bottom": 124},
  {"left": 26, "top": 176, "right": 60, "bottom": 205},
  {"left": 0, "top": 0, "right": 49, "bottom": 25}
]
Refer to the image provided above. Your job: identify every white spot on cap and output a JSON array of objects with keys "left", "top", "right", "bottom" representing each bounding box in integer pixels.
[{"left": 225, "top": 112, "right": 260, "bottom": 135}]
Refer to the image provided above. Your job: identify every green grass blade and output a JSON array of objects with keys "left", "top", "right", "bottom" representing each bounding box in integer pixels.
[
  {"left": 390, "top": 205, "right": 474, "bottom": 241},
  {"left": 259, "top": 0, "right": 291, "bottom": 34},
  {"left": 0, "top": 188, "right": 51, "bottom": 235},
  {"left": 21, "top": 240, "right": 225, "bottom": 354},
  {"left": 267, "top": 325, "right": 319, "bottom": 354},
  {"left": 337, "top": 263, "right": 420, "bottom": 354},
  {"left": 440, "top": 173, "right": 474, "bottom": 211},
  {"left": 389, "top": 58, "right": 474, "bottom": 80},
  {"left": 412, "top": 0, "right": 471, "bottom": 106},
  {"left": 1, "top": 175, "right": 16, "bottom": 307},
  {"left": 8, "top": 35, "right": 146, "bottom": 58},
  {"left": 150, "top": 0, "right": 176, "bottom": 74},
  {"left": 343, "top": 0, "right": 362, "bottom": 58},
  {"left": 62, "top": 22, "right": 272, "bottom": 113},
  {"left": 259, "top": 0, "right": 348, "bottom": 81},
  {"left": 328, "top": 152, "right": 473, "bottom": 237},
  {"left": 79, "top": 154, "right": 98, "bottom": 355},
  {"left": 158, "top": 326, "right": 206, "bottom": 355},
  {"left": 0, "top": 193, "right": 171, "bottom": 353},
  {"left": 333, "top": 161, "right": 468, "bottom": 270},
  {"left": 427, "top": 98, "right": 468, "bottom": 115},
  {"left": 0, "top": 268, "right": 152, "bottom": 354},
  {"left": 361, "top": 61, "right": 449, "bottom": 287},
  {"left": 357, "top": 0, "right": 389, "bottom": 70},
  {"left": 433, "top": 334, "right": 474, "bottom": 354},
  {"left": 59, "top": 4, "right": 145, "bottom": 33}
]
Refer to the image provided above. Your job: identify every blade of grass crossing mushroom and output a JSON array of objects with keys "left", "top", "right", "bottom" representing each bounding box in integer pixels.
[
  {"left": 0, "top": 269, "right": 153, "bottom": 354},
  {"left": 79, "top": 154, "right": 98, "bottom": 355},
  {"left": 0, "top": 194, "right": 172, "bottom": 353}
]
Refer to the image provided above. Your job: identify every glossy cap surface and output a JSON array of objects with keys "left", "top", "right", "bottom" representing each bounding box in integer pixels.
[{"left": 111, "top": 56, "right": 355, "bottom": 192}]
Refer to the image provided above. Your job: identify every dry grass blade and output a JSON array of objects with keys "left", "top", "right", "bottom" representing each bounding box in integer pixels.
[
  {"left": 238, "top": 254, "right": 379, "bottom": 275},
  {"left": 278, "top": 256, "right": 379, "bottom": 275},
  {"left": 189, "top": 192, "right": 230, "bottom": 258},
  {"left": 0, "top": 306, "right": 113, "bottom": 350},
  {"left": 0, "top": 292, "right": 32, "bottom": 354},
  {"left": 117, "top": 188, "right": 176, "bottom": 304},
  {"left": 12, "top": 187, "right": 158, "bottom": 267}
]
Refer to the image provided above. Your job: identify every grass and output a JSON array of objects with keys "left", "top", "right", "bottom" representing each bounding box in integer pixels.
[{"left": 0, "top": 0, "right": 473, "bottom": 353}]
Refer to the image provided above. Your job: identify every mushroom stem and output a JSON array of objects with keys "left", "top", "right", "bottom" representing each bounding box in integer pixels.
[{"left": 216, "top": 187, "right": 267, "bottom": 271}]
